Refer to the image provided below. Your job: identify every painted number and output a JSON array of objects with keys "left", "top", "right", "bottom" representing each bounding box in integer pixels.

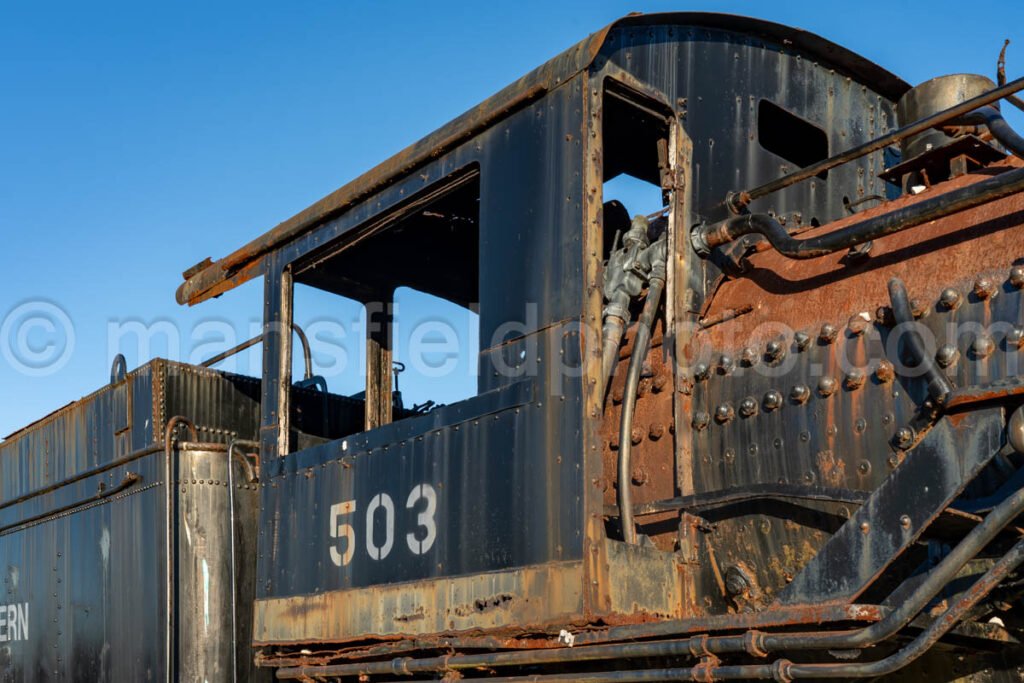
[
  {"left": 406, "top": 483, "right": 437, "bottom": 555},
  {"left": 328, "top": 500, "right": 357, "bottom": 567},
  {"left": 365, "top": 493, "right": 395, "bottom": 560},
  {"left": 329, "top": 483, "right": 438, "bottom": 567}
]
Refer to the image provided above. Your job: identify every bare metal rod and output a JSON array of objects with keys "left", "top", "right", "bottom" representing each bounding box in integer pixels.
[
  {"left": 200, "top": 323, "right": 314, "bottom": 381},
  {"left": 727, "top": 74, "right": 1024, "bottom": 213}
]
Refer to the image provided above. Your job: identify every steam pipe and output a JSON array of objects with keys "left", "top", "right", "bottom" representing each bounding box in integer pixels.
[
  {"left": 725, "top": 74, "right": 1024, "bottom": 213},
  {"left": 955, "top": 105, "right": 1024, "bottom": 159},
  {"left": 394, "top": 539, "right": 1024, "bottom": 682},
  {"left": 693, "top": 164, "right": 1024, "bottom": 258},
  {"left": 617, "top": 239, "right": 666, "bottom": 545}
]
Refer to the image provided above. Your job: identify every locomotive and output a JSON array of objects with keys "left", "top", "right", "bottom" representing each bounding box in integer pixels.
[{"left": 3, "top": 10, "right": 1024, "bottom": 681}]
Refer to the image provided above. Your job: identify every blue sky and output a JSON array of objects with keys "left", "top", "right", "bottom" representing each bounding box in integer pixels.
[{"left": 2, "top": 0, "right": 1023, "bottom": 437}]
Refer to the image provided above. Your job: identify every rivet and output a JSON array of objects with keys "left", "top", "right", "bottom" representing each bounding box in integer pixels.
[
  {"left": 631, "top": 467, "right": 648, "bottom": 485},
  {"left": 874, "top": 306, "right": 893, "bottom": 326},
  {"left": 794, "top": 331, "right": 811, "bottom": 351},
  {"left": 844, "top": 368, "right": 866, "bottom": 390},
  {"left": 790, "top": 385, "right": 810, "bottom": 404},
  {"left": 694, "top": 363, "right": 710, "bottom": 381},
  {"left": 938, "top": 288, "right": 962, "bottom": 311},
  {"left": 895, "top": 426, "right": 915, "bottom": 449},
  {"left": 630, "top": 427, "right": 643, "bottom": 445},
  {"left": 765, "top": 340, "right": 786, "bottom": 363},
  {"left": 715, "top": 403, "right": 735, "bottom": 423},
  {"left": 857, "top": 460, "right": 871, "bottom": 475},
  {"left": 818, "top": 376, "right": 837, "bottom": 397},
  {"left": 1007, "top": 328, "right": 1024, "bottom": 350},
  {"left": 718, "top": 355, "right": 735, "bottom": 375},
  {"left": 648, "top": 423, "right": 665, "bottom": 440},
  {"left": 860, "top": 522, "right": 870, "bottom": 534},
  {"left": 803, "top": 471, "right": 816, "bottom": 484},
  {"left": 935, "top": 344, "right": 959, "bottom": 368},
  {"left": 875, "top": 359, "right": 895, "bottom": 383},
  {"left": 739, "top": 397, "right": 758, "bottom": 418},
  {"left": 847, "top": 313, "right": 870, "bottom": 336},
  {"left": 740, "top": 347, "right": 759, "bottom": 367},
  {"left": 974, "top": 277, "right": 996, "bottom": 300},
  {"left": 1010, "top": 266, "right": 1024, "bottom": 289},
  {"left": 692, "top": 412, "right": 710, "bottom": 431},
  {"left": 763, "top": 390, "right": 783, "bottom": 411},
  {"left": 724, "top": 448, "right": 736, "bottom": 464},
  {"left": 819, "top": 323, "right": 838, "bottom": 344},
  {"left": 972, "top": 335, "right": 995, "bottom": 359},
  {"left": 652, "top": 374, "right": 668, "bottom": 393},
  {"left": 900, "top": 515, "right": 912, "bottom": 529}
]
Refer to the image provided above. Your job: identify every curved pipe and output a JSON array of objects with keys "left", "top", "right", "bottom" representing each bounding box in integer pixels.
[
  {"left": 600, "top": 312, "right": 628, "bottom": 400},
  {"left": 887, "top": 277, "right": 954, "bottom": 406},
  {"left": 694, "top": 164, "right": 1024, "bottom": 257},
  {"left": 200, "top": 323, "right": 314, "bottom": 381},
  {"left": 163, "top": 416, "right": 197, "bottom": 683},
  {"left": 956, "top": 105, "right": 1024, "bottom": 159}
]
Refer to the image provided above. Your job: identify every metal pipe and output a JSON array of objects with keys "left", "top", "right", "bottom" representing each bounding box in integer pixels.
[
  {"left": 786, "top": 537, "right": 1024, "bottom": 679},
  {"left": 600, "top": 312, "right": 628, "bottom": 399},
  {"left": 226, "top": 439, "right": 259, "bottom": 683},
  {"left": 726, "top": 74, "right": 1024, "bottom": 213},
  {"left": 617, "top": 241, "right": 666, "bottom": 544},
  {"left": 0, "top": 471, "right": 139, "bottom": 535},
  {"left": 694, "top": 164, "right": 1024, "bottom": 257},
  {"left": 200, "top": 322, "right": 314, "bottom": 381},
  {"left": 163, "top": 416, "right": 197, "bottom": 683},
  {"left": 887, "top": 277, "right": 954, "bottom": 406},
  {"left": 956, "top": 105, "right": 1024, "bottom": 159}
]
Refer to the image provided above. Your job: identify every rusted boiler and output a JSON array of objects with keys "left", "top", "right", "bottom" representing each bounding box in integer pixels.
[{"left": 4, "top": 11, "right": 1024, "bottom": 682}]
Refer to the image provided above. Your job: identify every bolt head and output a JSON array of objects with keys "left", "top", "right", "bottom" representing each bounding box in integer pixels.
[
  {"left": 739, "top": 397, "right": 758, "bottom": 417},
  {"left": 844, "top": 368, "right": 866, "bottom": 390},
  {"left": 1011, "top": 266, "right": 1024, "bottom": 289},
  {"left": 794, "top": 331, "right": 811, "bottom": 351},
  {"left": 1007, "top": 328, "right": 1024, "bottom": 350},
  {"left": 718, "top": 355, "right": 735, "bottom": 375},
  {"left": 790, "top": 385, "right": 810, "bottom": 404},
  {"left": 765, "top": 340, "right": 785, "bottom": 362},
  {"left": 692, "top": 412, "right": 710, "bottom": 431},
  {"left": 818, "top": 376, "right": 837, "bottom": 397},
  {"left": 847, "top": 313, "right": 870, "bottom": 336},
  {"left": 939, "top": 288, "right": 961, "bottom": 310},
  {"left": 895, "top": 426, "right": 915, "bottom": 448},
  {"left": 935, "top": 344, "right": 959, "bottom": 368},
  {"left": 715, "top": 403, "right": 735, "bottom": 423},
  {"left": 740, "top": 347, "right": 759, "bottom": 367},
  {"left": 971, "top": 335, "right": 995, "bottom": 359},
  {"left": 974, "top": 277, "right": 996, "bottom": 300},
  {"left": 819, "top": 323, "right": 838, "bottom": 344},
  {"left": 875, "top": 359, "right": 895, "bottom": 383},
  {"left": 694, "top": 363, "right": 710, "bottom": 381},
  {"left": 763, "top": 390, "right": 783, "bottom": 411}
]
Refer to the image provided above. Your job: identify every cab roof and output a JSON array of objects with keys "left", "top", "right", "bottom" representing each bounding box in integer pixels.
[{"left": 176, "top": 11, "right": 907, "bottom": 307}]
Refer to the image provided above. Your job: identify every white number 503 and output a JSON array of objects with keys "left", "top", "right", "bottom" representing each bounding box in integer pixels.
[{"left": 329, "top": 483, "right": 438, "bottom": 567}]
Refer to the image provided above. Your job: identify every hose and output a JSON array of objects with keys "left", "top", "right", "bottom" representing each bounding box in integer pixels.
[
  {"left": 616, "top": 237, "right": 666, "bottom": 545},
  {"left": 956, "top": 105, "right": 1024, "bottom": 159},
  {"left": 887, "top": 277, "right": 954, "bottom": 406}
]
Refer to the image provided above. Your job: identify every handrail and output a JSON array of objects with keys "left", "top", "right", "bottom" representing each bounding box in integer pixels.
[
  {"left": 725, "top": 74, "right": 1024, "bottom": 213},
  {"left": 200, "top": 322, "right": 314, "bottom": 381}
]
